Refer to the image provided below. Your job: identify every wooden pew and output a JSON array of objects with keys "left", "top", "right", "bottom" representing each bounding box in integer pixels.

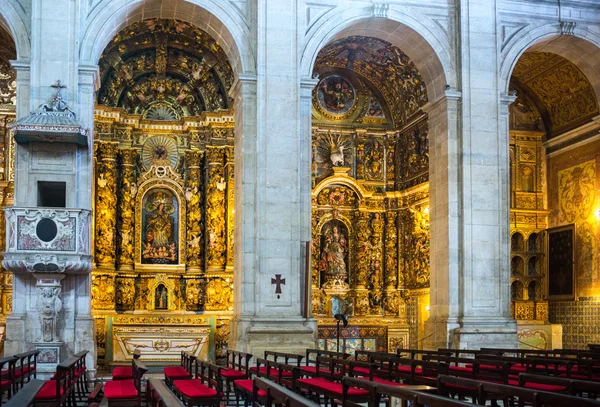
[
  {"left": 147, "top": 377, "right": 185, "bottom": 407},
  {"left": 164, "top": 351, "right": 196, "bottom": 387},
  {"left": 4, "top": 378, "right": 44, "bottom": 407},
  {"left": 437, "top": 374, "right": 600, "bottom": 407},
  {"left": 0, "top": 355, "right": 17, "bottom": 401},
  {"left": 222, "top": 350, "right": 253, "bottom": 402},
  {"left": 254, "top": 377, "right": 321, "bottom": 407},
  {"left": 12, "top": 350, "right": 39, "bottom": 392},
  {"left": 302, "top": 349, "right": 350, "bottom": 375},
  {"left": 35, "top": 355, "right": 79, "bottom": 407},
  {"left": 104, "top": 358, "right": 148, "bottom": 406}
]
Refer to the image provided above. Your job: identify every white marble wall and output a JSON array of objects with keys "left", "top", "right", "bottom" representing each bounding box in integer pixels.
[{"left": 0, "top": 0, "right": 599, "bottom": 356}]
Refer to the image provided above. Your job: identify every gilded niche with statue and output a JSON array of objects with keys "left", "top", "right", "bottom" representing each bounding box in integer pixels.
[
  {"left": 311, "top": 36, "right": 431, "bottom": 351},
  {"left": 92, "top": 18, "right": 235, "bottom": 366}
]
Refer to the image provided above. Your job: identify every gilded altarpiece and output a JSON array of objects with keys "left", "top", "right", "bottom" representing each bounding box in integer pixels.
[
  {"left": 0, "top": 28, "right": 17, "bottom": 348},
  {"left": 92, "top": 108, "right": 235, "bottom": 365},
  {"left": 311, "top": 36, "right": 432, "bottom": 351},
  {"left": 91, "top": 18, "right": 238, "bottom": 366}
]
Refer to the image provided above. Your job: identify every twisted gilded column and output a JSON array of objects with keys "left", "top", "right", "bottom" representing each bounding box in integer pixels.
[
  {"left": 185, "top": 150, "right": 203, "bottom": 272},
  {"left": 385, "top": 211, "right": 398, "bottom": 289},
  {"left": 206, "top": 147, "right": 226, "bottom": 270},
  {"left": 311, "top": 210, "right": 320, "bottom": 287},
  {"left": 369, "top": 212, "right": 384, "bottom": 291},
  {"left": 117, "top": 148, "right": 137, "bottom": 270},
  {"left": 95, "top": 142, "right": 118, "bottom": 269},
  {"left": 355, "top": 211, "right": 371, "bottom": 288},
  {"left": 225, "top": 146, "right": 234, "bottom": 269}
]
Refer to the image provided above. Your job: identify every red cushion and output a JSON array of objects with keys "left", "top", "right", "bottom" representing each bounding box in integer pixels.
[
  {"left": 35, "top": 380, "right": 65, "bottom": 400},
  {"left": 249, "top": 366, "right": 293, "bottom": 377},
  {"left": 300, "top": 366, "right": 332, "bottom": 375},
  {"left": 104, "top": 379, "right": 138, "bottom": 399},
  {"left": 164, "top": 366, "right": 189, "bottom": 377},
  {"left": 397, "top": 366, "right": 411, "bottom": 373},
  {"left": 174, "top": 379, "right": 217, "bottom": 398},
  {"left": 565, "top": 373, "right": 600, "bottom": 382},
  {"left": 221, "top": 368, "right": 247, "bottom": 378},
  {"left": 22, "top": 366, "right": 34, "bottom": 373},
  {"left": 508, "top": 380, "right": 566, "bottom": 392},
  {"left": 449, "top": 366, "right": 473, "bottom": 373},
  {"left": 0, "top": 379, "right": 11, "bottom": 389},
  {"left": 297, "top": 378, "right": 369, "bottom": 397},
  {"left": 235, "top": 379, "right": 267, "bottom": 397},
  {"left": 352, "top": 367, "right": 372, "bottom": 376},
  {"left": 112, "top": 366, "right": 133, "bottom": 380}
]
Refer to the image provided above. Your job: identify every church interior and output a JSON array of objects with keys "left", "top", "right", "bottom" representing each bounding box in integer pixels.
[{"left": 1, "top": 0, "right": 600, "bottom": 405}]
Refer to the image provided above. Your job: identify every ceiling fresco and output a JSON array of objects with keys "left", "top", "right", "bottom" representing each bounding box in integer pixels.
[
  {"left": 511, "top": 52, "right": 598, "bottom": 137},
  {"left": 313, "top": 36, "right": 428, "bottom": 129},
  {"left": 97, "top": 19, "right": 233, "bottom": 119},
  {"left": 0, "top": 26, "right": 16, "bottom": 105}
]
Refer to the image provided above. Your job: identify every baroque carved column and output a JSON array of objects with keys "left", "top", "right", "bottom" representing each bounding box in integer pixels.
[
  {"left": 355, "top": 211, "right": 371, "bottom": 288},
  {"left": 311, "top": 209, "right": 320, "bottom": 287},
  {"left": 185, "top": 150, "right": 203, "bottom": 272},
  {"left": 225, "top": 146, "right": 235, "bottom": 269},
  {"left": 206, "top": 147, "right": 226, "bottom": 271},
  {"left": 117, "top": 148, "right": 137, "bottom": 270},
  {"left": 385, "top": 211, "right": 398, "bottom": 289},
  {"left": 95, "top": 142, "right": 119, "bottom": 269},
  {"left": 369, "top": 212, "right": 384, "bottom": 291}
]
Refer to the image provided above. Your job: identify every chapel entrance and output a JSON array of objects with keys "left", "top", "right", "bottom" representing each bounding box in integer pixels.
[{"left": 91, "top": 18, "right": 235, "bottom": 367}]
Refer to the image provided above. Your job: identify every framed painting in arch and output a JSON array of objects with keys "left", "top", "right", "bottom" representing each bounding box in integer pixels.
[{"left": 547, "top": 224, "right": 576, "bottom": 301}]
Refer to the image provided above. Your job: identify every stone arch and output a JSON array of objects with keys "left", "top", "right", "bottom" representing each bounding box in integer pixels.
[
  {"left": 301, "top": 5, "right": 456, "bottom": 102},
  {"left": 0, "top": 0, "right": 30, "bottom": 61},
  {"left": 500, "top": 23, "right": 600, "bottom": 102},
  {"left": 80, "top": 0, "right": 255, "bottom": 76}
]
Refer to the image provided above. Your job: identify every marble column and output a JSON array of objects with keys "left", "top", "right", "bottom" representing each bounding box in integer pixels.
[{"left": 33, "top": 273, "right": 65, "bottom": 373}]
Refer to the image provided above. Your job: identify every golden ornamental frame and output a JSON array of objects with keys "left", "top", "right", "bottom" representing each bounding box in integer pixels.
[
  {"left": 135, "top": 176, "right": 187, "bottom": 267},
  {"left": 146, "top": 273, "right": 178, "bottom": 311}
]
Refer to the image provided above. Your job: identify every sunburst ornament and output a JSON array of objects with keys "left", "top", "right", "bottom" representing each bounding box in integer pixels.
[
  {"left": 142, "top": 135, "right": 178, "bottom": 169},
  {"left": 144, "top": 104, "right": 179, "bottom": 121}
]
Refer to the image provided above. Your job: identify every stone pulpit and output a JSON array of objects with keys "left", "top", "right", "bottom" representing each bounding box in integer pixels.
[{"left": 2, "top": 82, "right": 94, "bottom": 377}]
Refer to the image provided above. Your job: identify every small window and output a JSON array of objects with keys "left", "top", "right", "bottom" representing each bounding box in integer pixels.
[{"left": 38, "top": 181, "right": 66, "bottom": 207}]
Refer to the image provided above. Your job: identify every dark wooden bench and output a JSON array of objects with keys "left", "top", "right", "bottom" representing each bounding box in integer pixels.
[
  {"left": 111, "top": 348, "right": 142, "bottom": 380},
  {"left": 164, "top": 351, "right": 196, "bottom": 388},
  {"left": 35, "top": 355, "right": 78, "bottom": 407},
  {"left": 147, "top": 377, "right": 185, "bottom": 407},
  {"left": 13, "top": 350, "right": 39, "bottom": 392},
  {"left": 172, "top": 360, "right": 222, "bottom": 407},
  {"left": 0, "top": 355, "right": 18, "bottom": 401},
  {"left": 104, "top": 358, "right": 147, "bottom": 406},
  {"left": 254, "top": 377, "right": 321, "bottom": 407},
  {"left": 437, "top": 374, "right": 600, "bottom": 406},
  {"left": 222, "top": 349, "right": 252, "bottom": 402},
  {"left": 4, "top": 378, "right": 45, "bottom": 407}
]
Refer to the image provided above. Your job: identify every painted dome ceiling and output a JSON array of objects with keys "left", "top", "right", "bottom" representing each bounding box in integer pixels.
[
  {"left": 0, "top": 26, "right": 16, "bottom": 105},
  {"left": 510, "top": 52, "right": 598, "bottom": 138},
  {"left": 97, "top": 18, "right": 234, "bottom": 119},
  {"left": 313, "top": 36, "right": 428, "bottom": 129}
]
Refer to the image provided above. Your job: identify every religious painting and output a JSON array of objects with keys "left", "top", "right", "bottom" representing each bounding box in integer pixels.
[
  {"left": 319, "top": 220, "right": 349, "bottom": 287},
  {"left": 547, "top": 224, "right": 575, "bottom": 300},
  {"left": 365, "top": 96, "right": 385, "bottom": 118},
  {"left": 155, "top": 284, "right": 168, "bottom": 310},
  {"left": 141, "top": 189, "right": 179, "bottom": 264},
  {"left": 316, "top": 75, "right": 356, "bottom": 115}
]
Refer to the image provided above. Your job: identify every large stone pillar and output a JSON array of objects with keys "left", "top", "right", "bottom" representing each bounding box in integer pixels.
[
  {"left": 424, "top": 0, "right": 516, "bottom": 349},
  {"left": 228, "top": 0, "right": 317, "bottom": 354}
]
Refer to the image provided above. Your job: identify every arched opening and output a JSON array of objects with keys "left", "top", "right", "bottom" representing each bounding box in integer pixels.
[
  {"left": 0, "top": 22, "right": 16, "bottom": 348},
  {"left": 305, "top": 13, "right": 453, "bottom": 351},
  {"left": 506, "top": 33, "right": 600, "bottom": 344},
  {"left": 91, "top": 17, "right": 237, "bottom": 367}
]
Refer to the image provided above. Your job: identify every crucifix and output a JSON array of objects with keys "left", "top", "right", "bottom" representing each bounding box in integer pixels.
[{"left": 271, "top": 274, "right": 286, "bottom": 299}]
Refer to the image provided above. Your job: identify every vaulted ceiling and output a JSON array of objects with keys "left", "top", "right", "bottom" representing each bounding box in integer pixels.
[
  {"left": 97, "top": 19, "right": 233, "bottom": 120},
  {"left": 313, "top": 36, "right": 428, "bottom": 129},
  {"left": 511, "top": 52, "right": 598, "bottom": 138}
]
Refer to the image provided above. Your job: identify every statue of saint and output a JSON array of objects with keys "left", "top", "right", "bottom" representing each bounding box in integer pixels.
[
  {"left": 319, "top": 223, "right": 348, "bottom": 280},
  {"left": 142, "top": 190, "right": 177, "bottom": 263},
  {"left": 155, "top": 285, "right": 168, "bottom": 309}
]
